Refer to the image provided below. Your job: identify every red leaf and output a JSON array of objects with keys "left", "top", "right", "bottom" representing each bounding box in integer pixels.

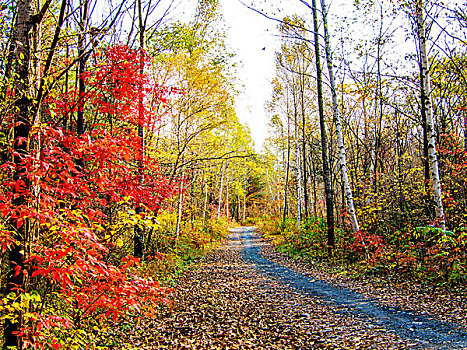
[
  {"left": 14, "top": 265, "right": 21, "bottom": 277},
  {"left": 52, "top": 339, "right": 62, "bottom": 349}
]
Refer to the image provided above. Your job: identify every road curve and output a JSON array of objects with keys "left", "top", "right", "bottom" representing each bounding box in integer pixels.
[{"left": 230, "top": 226, "right": 467, "bottom": 349}]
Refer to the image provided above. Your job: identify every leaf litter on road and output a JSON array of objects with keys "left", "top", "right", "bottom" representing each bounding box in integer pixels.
[{"left": 120, "top": 229, "right": 423, "bottom": 349}]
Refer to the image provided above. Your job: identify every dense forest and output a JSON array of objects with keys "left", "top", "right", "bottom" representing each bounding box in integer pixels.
[
  {"left": 263, "top": 0, "right": 467, "bottom": 284},
  {"left": 0, "top": 0, "right": 466, "bottom": 348}
]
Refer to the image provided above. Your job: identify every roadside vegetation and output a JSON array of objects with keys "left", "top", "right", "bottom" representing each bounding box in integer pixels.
[{"left": 260, "top": 0, "right": 467, "bottom": 288}]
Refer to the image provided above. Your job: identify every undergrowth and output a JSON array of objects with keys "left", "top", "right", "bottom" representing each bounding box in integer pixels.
[{"left": 261, "top": 216, "right": 467, "bottom": 287}]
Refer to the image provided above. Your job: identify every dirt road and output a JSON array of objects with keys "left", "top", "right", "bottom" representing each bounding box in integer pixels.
[{"left": 124, "top": 227, "right": 467, "bottom": 349}]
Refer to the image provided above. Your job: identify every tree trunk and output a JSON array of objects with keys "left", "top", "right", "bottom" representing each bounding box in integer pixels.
[
  {"left": 225, "top": 167, "right": 229, "bottom": 219},
  {"left": 293, "top": 89, "right": 302, "bottom": 228},
  {"left": 320, "top": 0, "right": 360, "bottom": 233},
  {"left": 176, "top": 168, "right": 185, "bottom": 239},
  {"left": 464, "top": 107, "right": 467, "bottom": 150},
  {"left": 283, "top": 91, "right": 291, "bottom": 223},
  {"left": 311, "top": 0, "right": 335, "bottom": 253},
  {"left": 300, "top": 70, "right": 309, "bottom": 220},
  {"left": 77, "top": 0, "right": 89, "bottom": 137},
  {"left": 311, "top": 149, "right": 318, "bottom": 217},
  {"left": 134, "top": 0, "right": 147, "bottom": 258},
  {"left": 217, "top": 162, "right": 225, "bottom": 219},
  {"left": 243, "top": 189, "right": 246, "bottom": 223},
  {"left": 4, "top": 0, "right": 40, "bottom": 348},
  {"left": 203, "top": 172, "right": 208, "bottom": 223},
  {"left": 416, "top": 0, "right": 446, "bottom": 230},
  {"left": 372, "top": 2, "right": 384, "bottom": 194}
]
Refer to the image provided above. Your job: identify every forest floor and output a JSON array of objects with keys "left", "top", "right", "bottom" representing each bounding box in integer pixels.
[{"left": 118, "top": 227, "right": 467, "bottom": 349}]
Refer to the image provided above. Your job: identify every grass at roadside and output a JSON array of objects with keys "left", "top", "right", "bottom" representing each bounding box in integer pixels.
[{"left": 258, "top": 215, "right": 467, "bottom": 288}]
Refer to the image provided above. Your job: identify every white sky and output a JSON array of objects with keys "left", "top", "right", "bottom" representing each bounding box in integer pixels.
[{"left": 220, "top": 1, "right": 277, "bottom": 151}]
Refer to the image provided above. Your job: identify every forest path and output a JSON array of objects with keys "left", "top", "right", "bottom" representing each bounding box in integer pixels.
[
  {"left": 237, "top": 227, "right": 467, "bottom": 349},
  {"left": 127, "top": 227, "right": 467, "bottom": 349}
]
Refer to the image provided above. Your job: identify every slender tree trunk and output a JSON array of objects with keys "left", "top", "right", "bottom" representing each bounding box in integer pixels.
[
  {"left": 279, "top": 124, "right": 285, "bottom": 218},
  {"left": 372, "top": 3, "right": 384, "bottom": 194},
  {"left": 134, "top": 0, "right": 149, "bottom": 258},
  {"left": 283, "top": 93, "right": 291, "bottom": 223},
  {"left": 225, "top": 167, "right": 229, "bottom": 219},
  {"left": 464, "top": 107, "right": 467, "bottom": 150},
  {"left": 293, "top": 89, "right": 302, "bottom": 228},
  {"left": 77, "top": 0, "right": 88, "bottom": 137},
  {"left": 416, "top": 0, "right": 446, "bottom": 230},
  {"left": 395, "top": 106, "right": 404, "bottom": 210},
  {"left": 311, "top": 0, "right": 335, "bottom": 253},
  {"left": 421, "top": 82, "right": 430, "bottom": 188},
  {"left": 64, "top": 2, "right": 70, "bottom": 130},
  {"left": 416, "top": 1, "right": 430, "bottom": 189},
  {"left": 311, "top": 149, "right": 318, "bottom": 216},
  {"left": 300, "top": 72, "right": 309, "bottom": 220},
  {"left": 243, "top": 188, "right": 246, "bottom": 223},
  {"left": 176, "top": 168, "right": 185, "bottom": 239},
  {"left": 4, "top": 1, "right": 39, "bottom": 348},
  {"left": 217, "top": 162, "right": 225, "bottom": 219},
  {"left": 203, "top": 172, "right": 208, "bottom": 223},
  {"left": 320, "top": 0, "right": 360, "bottom": 233}
]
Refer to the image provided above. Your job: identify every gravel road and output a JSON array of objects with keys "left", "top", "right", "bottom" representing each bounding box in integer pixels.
[
  {"left": 234, "top": 227, "right": 467, "bottom": 349},
  {"left": 122, "top": 226, "right": 467, "bottom": 349}
]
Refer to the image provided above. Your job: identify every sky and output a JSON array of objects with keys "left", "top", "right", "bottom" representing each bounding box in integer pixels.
[
  {"left": 219, "top": 0, "right": 284, "bottom": 151},
  {"left": 219, "top": 0, "right": 466, "bottom": 152},
  {"left": 167, "top": 0, "right": 295, "bottom": 150}
]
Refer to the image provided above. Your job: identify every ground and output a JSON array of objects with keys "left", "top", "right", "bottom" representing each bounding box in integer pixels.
[{"left": 117, "top": 227, "right": 467, "bottom": 349}]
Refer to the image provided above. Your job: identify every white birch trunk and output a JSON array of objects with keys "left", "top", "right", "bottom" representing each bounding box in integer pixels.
[
  {"left": 243, "top": 177, "right": 246, "bottom": 222},
  {"left": 295, "top": 107, "right": 302, "bottom": 228},
  {"left": 283, "top": 88, "right": 291, "bottom": 222},
  {"left": 225, "top": 167, "right": 229, "bottom": 219},
  {"left": 320, "top": 0, "right": 360, "bottom": 233},
  {"left": 175, "top": 168, "right": 185, "bottom": 239},
  {"left": 217, "top": 162, "right": 225, "bottom": 219},
  {"left": 203, "top": 172, "right": 208, "bottom": 223},
  {"left": 417, "top": 0, "right": 446, "bottom": 231}
]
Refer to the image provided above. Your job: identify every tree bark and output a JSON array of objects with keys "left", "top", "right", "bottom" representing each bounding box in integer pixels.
[
  {"left": 311, "top": 0, "right": 335, "bottom": 253},
  {"left": 134, "top": 0, "right": 150, "bottom": 258},
  {"left": 203, "top": 171, "right": 208, "bottom": 223},
  {"left": 217, "top": 162, "right": 225, "bottom": 219},
  {"left": 300, "top": 68, "right": 309, "bottom": 220},
  {"left": 293, "top": 88, "right": 302, "bottom": 228},
  {"left": 4, "top": 0, "right": 40, "bottom": 348},
  {"left": 320, "top": 0, "right": 360, "bottom": 233},
  {"left": 77, "top": 0, "right": 89, "bottom": 137},
  {"left": 372, "top": 2, "right": 384, "bottom": 194},
  {"left": 283, "top": 89, "right": 291, "bottom": 223},
  {"left": 176, "top": 168, "right": 185, "bottom": 239},
  {"left": 464, "top": 106, "right": 467, "bottom": 150},
  {"left": 243, "top": 192, "right": 246, "bottom": 222},
  {"left": 416, "top": 0, "right": 446, "bottom": 230},
  {"left": 225, "top": 167, "right": 229, "bottom": 219}
]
